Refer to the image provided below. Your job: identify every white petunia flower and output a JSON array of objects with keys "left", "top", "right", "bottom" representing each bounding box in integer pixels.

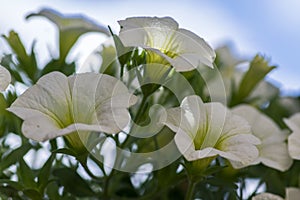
[
  {"left": 252, "top": 187, "right": 300, "bottom": 200},
  {"left": 0, "top": 65, "right": 11, "bottom": 91},
  {"left": 232, "top": 105, "right": 293, "bottom": 171},
  {"left": 252, "top": 193, "right": 283, "bottom": 200},
  {"left": 8, "top": 72, "right": 137, "bottom": 150},
  {"left": 118, "top": 17, "right": 215, "bottom": 71},
  {"left": 284, "top": 113, "right": 300, "bottom": 160},
  {"left": 162, "top": 95, "right": 260, "bottom": 169}
]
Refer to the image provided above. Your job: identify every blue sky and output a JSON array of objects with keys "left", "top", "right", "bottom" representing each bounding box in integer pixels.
[{"left": 0, "top": 0, "right": 299, "bottom": 94}]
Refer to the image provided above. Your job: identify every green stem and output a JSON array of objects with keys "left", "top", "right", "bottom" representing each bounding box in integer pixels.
[
  {"left": 134, "top": 94, "right": 149, "bottom": 123},
  {"left": 185, "top": 180, "right": 197, "bottom": 200},
  {"left": 103, "top": 169, "right": 116, "bottom": 199}
]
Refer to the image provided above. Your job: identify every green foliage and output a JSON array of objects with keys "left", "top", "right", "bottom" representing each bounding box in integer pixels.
[
  {"left": 2, "top": 31, "right": 38, "bottom": 82},
  {"left": 231, "top": 55, "right": 276, "bottom": 106},
  {"left": 26, "top": 8, "right": 110, "bottom": 63}
]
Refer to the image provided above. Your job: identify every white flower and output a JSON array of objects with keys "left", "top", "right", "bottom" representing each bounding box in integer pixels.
[
  {"left": 252, "top": 193, "right": 283, "bottom": 200},
  {"left": 252, "top": 187, "right": 300, "bottom": 200},
  {"left": 8, "top": 72, "right": 137, "bottom": 148},
  {"left": 285, "top": 188, "right": 300, "bottom": 200},
  {"left": 232, "top": 105, "right": 293, "bottom": 171},
  {"left": 0, "top": 65, "right": 11, "bottom": 91},
  {"left": 118, "top": 17, "right": 215, "bottom": 71},
  {"left": 284, "top": 113, "right": 300, "bottom": 160},
  {"left": 162, "top": 95, "right": 260, "bottom": 169}
]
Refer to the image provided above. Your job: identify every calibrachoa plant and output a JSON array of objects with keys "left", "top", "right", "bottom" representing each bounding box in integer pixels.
[{"left": 0, "top": 8, "right": 300, "bottom": 200}]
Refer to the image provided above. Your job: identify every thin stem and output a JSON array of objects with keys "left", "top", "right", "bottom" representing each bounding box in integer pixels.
[
  {"left": 134, "top": 94, "right": 149, "bottom": 123},
  {"left": 185, "top": 180, "right": 197, "bottom": 200},
  {"left": 103, "top": 169, "right": 116, "bottom": 199},
  {"left": 80, "top": 159, "right": 102, "bottom": 180},
  {"left": 120, "top": 94, "right": 149, "bottom": 148}
]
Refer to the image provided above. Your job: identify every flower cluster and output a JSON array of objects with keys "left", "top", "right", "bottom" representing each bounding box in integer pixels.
[{"left": 1, "top": 9, "right": 299, "bottom": 199}]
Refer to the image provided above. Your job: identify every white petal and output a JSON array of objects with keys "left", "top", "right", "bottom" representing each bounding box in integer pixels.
[
  {"left": 174, "top": 129, "right": 219, "bottom": 161},
  {"left": 172, "top": 28, "right": 215, "bottom": 69},
  {"left": 287, "top": 129, "right": 300, "bottom": 160},
  {"left": 165, "top": 95, "right": 259, "bottom": 167},
  {"left": 119, "top": 16, "right": 178, "bottom": 49},
  {"left": 218, "top": 134, "right": 260, "bottom": 168},
  {"left": 8, "top": 72, "right": 136, "bottom": 141},
  {"left": 284, "top": 113, "right": 300, "bottom": 160},
  {"left": 284, "top": 113, "right": 300, "bottom": 131},
  {"left": 233, "top": 105, "right": 292, "bottom": 171},
  {"left": 118, "top": 17, "right": 215, "bottom": 71},
  {"left": 0, "top": 65, "right": 11, "bottom": 91},
  {"left": 163, "top": 95, "right": 206, "bottom": 139},
  {"left": 286, "top": 187, "right": 300, "bottom": 200},
  {"left": 252, "top": 193, "right": 283, "bottom": 200},
  {"left": 8, "top": 72, "right": 71, "bottom": 127},
  {"left": 69, "top": 72, "right": 137, "bottom": 133},
  {"left": 233, "top": 105, "right": 282, "bottom": 140},
  {"left": 181, "top": 95, "right": 206, "bottom": 137},
  {"left": 259, "top": 142, "right": 292, "bottom": 171}
]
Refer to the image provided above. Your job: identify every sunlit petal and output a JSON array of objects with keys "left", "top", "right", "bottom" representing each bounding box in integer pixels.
[
  {"left": 233, "top": 105, "right": 292, "bottom": 171},
  {"left": 8, "top": 72, "right": 137, "bottom": 146},
  {"left": 118, "top": 17, "right": 215, "bottom": 71}
]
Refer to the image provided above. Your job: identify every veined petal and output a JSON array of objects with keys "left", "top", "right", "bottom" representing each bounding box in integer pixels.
[
  {"left": 286, "top": 187, "right": 300, "bottom": 200},
  {"left": 8, "top": 72, "right": 71, "bottom": 128},
  {"left": 218, "top": 134, "right": 260, "bottom": 168},
  {"left": 172, "top": 28, "right": 215, "bottom": 69},
  {"left": 119, "top": 17, "right": 178, "bottom": 49},
  {"left": 0, "top": 65, "right": 11, "bottom": 91},
  {"left": 252, "top": 188, "right": 300, "bottom": 200},
  {"left": 284, "top": 113, "right": 300, "bottom": 160},
  {"left": 164, "top": 95, "right": 259, "bottom": 169},
  {"left": 252, "top": 193, "right": 283, "bottom": 200},
  {"left": 233, "top": 105, "right": 293, "bottom": 171},
  {"left": 118, "top": 17, "right": 215, "bottom": 71},
  {"left": 8, "top": 72, "right": 136, "bottom": 142},
  {"left": 284, "top": 113, "right": 300, "bottom": 132}
]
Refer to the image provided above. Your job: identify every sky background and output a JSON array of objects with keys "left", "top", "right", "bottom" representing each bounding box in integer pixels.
[{"left": 0, "top": 0, "right": 299, "bottom": 95}]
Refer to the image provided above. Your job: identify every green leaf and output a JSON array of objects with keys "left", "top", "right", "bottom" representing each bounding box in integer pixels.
[
  {"left": 26, "top": 8, "right": 110, "bottom": 63},
  {"left": 37, "top": 154, "right": 55, "bottom": 192},
  {"left": 232, "top": 55, "right": 276, "bottom": 105},
  {"left": 23, "top": 189, "right": 43, "bottom": 200},
  {"left": 40, "top": 60, "right": 76, "bottom": 76},
  {"left": 0, "top": 143, "right": 31, "bottom": 172},
  {"left": 2, "top": 31, "right": 38, "bottom": 81},
  {"left": 0, "top": 179, "right": 24, "bottom": 191},
  {"left": 18, "top": 158, "right": 37, "bottom": 188},
  {"left": 53, "top": 168, "right": 95, "bottom": 197},
  {"left": 99, "top": 45, "right": 120, "bottom": 77},
  {"left": 110, "top": 28, "right": 134, "bottom": 67},
  {"left": 52, "top": 148, "right": 77, "bottom": 157},
  {"left": 46, "top": 181, "right": 61, "bottom": 200}
]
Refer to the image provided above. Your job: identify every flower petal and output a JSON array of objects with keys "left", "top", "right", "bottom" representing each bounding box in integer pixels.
[
  {"left": 119, "top": 16, "right": 179, "bottom": 49},
  {"left": 118, "top": 17, "right": 215, "bottom": 71},
  {"left": 8, "top": 72, "right": 136, "bottom": 141},
  {"left": 286, "top": 187, "right": 300, "bottom": 200},
  {"left": 233, "top": 105, "right": 292, "bottom": 171},
  {"left": 164, "top": 95, "right": 259, "bottom": 168},
  {"left": 252, "top": 193, "right": 283, "bottom": 200},
  {"left": 285, "top": 113, "right": 300, "bottom": 160},
  {"left": 0, "top": 65, "right": 11, "bottom": 91},
  {"left": 8, "top": 72, "right": 71, "bottom": 127}
]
